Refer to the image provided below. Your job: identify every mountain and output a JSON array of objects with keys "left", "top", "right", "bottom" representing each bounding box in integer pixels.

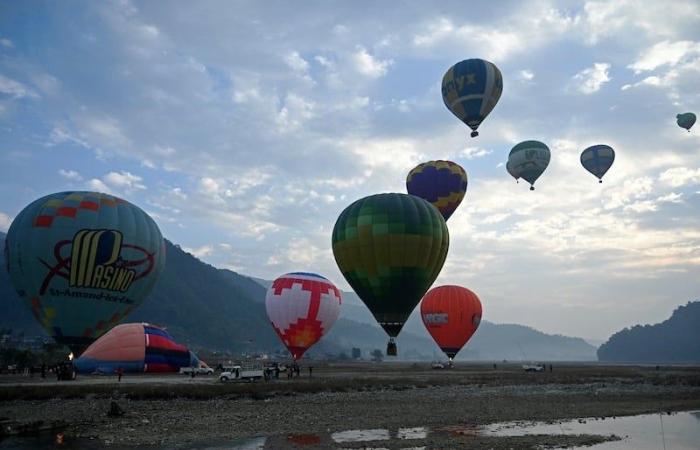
[
  {"left": 598, "top": 302, "right": 700, "bottom": 363},
  {"left": 1, "top": 231, "right": 596, "bottom": 361}
]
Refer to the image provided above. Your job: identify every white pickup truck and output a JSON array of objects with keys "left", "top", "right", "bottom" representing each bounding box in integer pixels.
[{"left": 219, "top": 365, "right": 264, "bottom": 382}]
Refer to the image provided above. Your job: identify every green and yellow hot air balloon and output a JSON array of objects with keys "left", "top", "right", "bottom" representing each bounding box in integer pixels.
[
  {"left": 332, "top": 193, "right": 449, "bottom": 355},
  {"left": 5, "top": 191, "right": 165, "bottom": 356}
]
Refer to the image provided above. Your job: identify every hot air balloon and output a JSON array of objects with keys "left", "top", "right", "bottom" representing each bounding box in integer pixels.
[
  {"left": 507, "top": 141, "right": 550, "bottom": 190},
  {"left": 332, "top": 193, "right": 449, "bottom": 355},
  {"left": 73, "top": 323, "right": 203, "bottom": 374},
  {"left": 5, "top": 191, "right": 165, "bottom": 356},
  {"left": 581, "top": 145, "right": 615, "bottom": 183},
  {"left": 406, "top": 160, "right": 468, "bottom": 221},
  {"left": 676, "top": 112, "right": 696, "bottom": 132},
  {"left": 506, "top": 161, "right": 520, "bottom": 183},
  {"left": 420, "top": 285, "right": 482, "bottom": 363},
  {"left": 442, "top": 58, "right": 503, "bottom": 138},
  {"left": 265, "top": 272, "right": 341, "bottom": 360}
]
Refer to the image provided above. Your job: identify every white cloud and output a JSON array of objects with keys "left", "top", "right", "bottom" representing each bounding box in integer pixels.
[
  {"left": 518, "top": 70, "right": 535, "bottom": 81},
  {"left": 573, "top": 63, "right": 611, "bottom": 94},
  {"left": 285, "top": 51, "right": 309, "bottom": 73},
  {"left": 657, "top": 192, "right": 683, "bottom": 203},
  {"left": 0, "top": 38, "right": 13, "bottom": 48},
  {"left": 628, "top": 40, "right": 700, "bottom": 73},
  {"left": 183, "top": 244, "right": 214, "bottom": 259},
  {"left": 351, "top": 47, "right": 392, "bottom": 78},
  {"left": 86, "top": 178, "right": 112, "bottom": 194},
  {"left": 0, "top": 212, "right": 12, "bottom": 232},
  {"left": 659, "top": 167, "right": 700, "bottom": 188},
  {"left": 460, "top": 147, "right": 492, "bottom": 159},
  {"left": 103, "top": 171, "right": 146, "bottom": 190},
  {"left": 58, "top": 169, "right": 82, "bottom": 181},
  {"left": 0, "top": 75, "right": 39, "bottom": 99}
]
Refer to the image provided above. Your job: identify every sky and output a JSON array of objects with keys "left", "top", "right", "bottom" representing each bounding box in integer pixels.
[{"left": 1, "top": 0, "right": 699, "bottom": 341}]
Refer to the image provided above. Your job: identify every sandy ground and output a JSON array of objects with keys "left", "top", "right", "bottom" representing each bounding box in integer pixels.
[{"left": 0, "top": 363, "right": 699, "bottom": 449}]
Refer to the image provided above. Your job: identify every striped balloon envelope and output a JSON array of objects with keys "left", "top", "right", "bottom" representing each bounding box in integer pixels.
[
  {"left": 420, "top": 285, "right": 482, "bottom": 361},
  {"left": 406, "top": 160, "right": 468, "bottom": 221},
  {"left": 442, "top": 58, "right": 503, "bottom": 138},
  {"left": 73, "top": 323, "right": 201, "bottom": 374},
  {"left": 581, "top": 145, "right": 615, "bottom": 183},
  {"left": 265, "top": 272, "right": 342, "bottom": 360},
  {"left": 5, "top": 191, "right": 165, "bottom": 355}
]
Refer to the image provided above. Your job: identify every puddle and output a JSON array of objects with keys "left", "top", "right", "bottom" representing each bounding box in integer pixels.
[{"left": 484, "top": 410, "right": 700, "bottom": 449}]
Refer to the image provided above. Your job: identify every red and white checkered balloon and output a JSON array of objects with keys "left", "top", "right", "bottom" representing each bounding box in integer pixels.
[{"left": 265, "top": 272, "right": 342, "bottom": 360}]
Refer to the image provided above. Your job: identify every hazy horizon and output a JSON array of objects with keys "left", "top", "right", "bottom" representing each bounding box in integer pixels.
[{"left": 1, "top": 1, "right": 699, "bottom": 341}]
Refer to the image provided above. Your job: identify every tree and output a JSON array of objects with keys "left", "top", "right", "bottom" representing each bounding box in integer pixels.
[
  {"left": 351, "top": 347, "right": 361, "bottom": 359},
  {"left": 370, "top": 349, "right": 383, "bottom": 362}
]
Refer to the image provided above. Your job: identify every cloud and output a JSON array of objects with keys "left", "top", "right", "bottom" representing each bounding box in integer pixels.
[
  {"left": 659, "top": 167, "right": 700, "bottom": 188},
  {"left": 183, "top": 244, "right": 214, "bottom": 259},
  {"left": 0, "top": 75, "right": 39, "bottom": 99},
  {"left": 0, "top": 212, "right": 12, "bottom": 232},
  {"left": 572, "top": 63, "right": 611, "bottom": 94},
  {"left": 0, "top": 38, "right": 13, "bottom": 48},
  {"left": 86, "top": 178, "right": 112, "bottom": 194},
  {"left": 460, "top": 147, "right": 492, "bottom": 160},
  {"left": 58, "top": 169, "right": 82, "bottom": 181},
  {"left": 518, "top": 70, "right": 535, "bottom": 81},
  {"left": 103, "top": 171, "right": 146, "bottom": 190},
  {"left": 351, "top": 47, "right": 392, "bottom": 78},
  {"left": 628, "top": 40, "right": 700, "bottom": 73}
]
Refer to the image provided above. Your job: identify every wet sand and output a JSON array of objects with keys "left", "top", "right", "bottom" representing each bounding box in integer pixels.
[{"left": 0, "top": 363, "right": 698, "bottom": 449}]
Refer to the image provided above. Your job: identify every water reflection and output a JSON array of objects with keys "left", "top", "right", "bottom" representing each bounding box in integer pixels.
[
  {"left": 2, "top": 411, "right": 698, "bottom": 449},
  {"left": 485, "top": 411, "right": 700, "bottom": 450}
]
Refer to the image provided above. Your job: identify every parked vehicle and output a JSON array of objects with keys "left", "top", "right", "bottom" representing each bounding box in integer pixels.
[
  {"left": 219, "top": 364, "right": 264, "bottom": 382},
  {"left": 522, "top": 364, "right": 545, "bottom": 372}
]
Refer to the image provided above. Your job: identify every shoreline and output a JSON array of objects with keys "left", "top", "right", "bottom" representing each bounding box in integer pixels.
[{"left": 0, "top": 363, "right": 698, "bottom": 448}]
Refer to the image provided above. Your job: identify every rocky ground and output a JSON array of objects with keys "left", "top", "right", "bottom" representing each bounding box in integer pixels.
[{"left": 0, "top": 363, "right": 698, "bottom": 449}]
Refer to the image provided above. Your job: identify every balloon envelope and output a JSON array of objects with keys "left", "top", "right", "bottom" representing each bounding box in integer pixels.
[
  {"left": 506, "top": 161, "right": 520, "bottom": 181},
  {"left": 507, "top": 141, "right": 551, "bottom": 189},
  {"left": 406, "top": 160, "right": 468, "bottom": 221},
  {"left": 581, "top": 145, "right": 615, "bottom": 182},
  {"left": 420, "top": 285, "right": 482, "bottom": 360},
  {"left": 5, "top": 191, "right": 165, "bottom": 355},
  {"left": 265, "top": 272, "right": 341, "bottom": 360},
  {"left": 332, "top": 193, "right": 449, "bottom": 341},
  {"left": 676, "top": 112, "right": 696, "bottom": 131},
  {"left": 73, "top": 323, "right": 200, "bottom": 374},
  {"left": 442, "top": 58, "right": 503, "bottom": 137}
]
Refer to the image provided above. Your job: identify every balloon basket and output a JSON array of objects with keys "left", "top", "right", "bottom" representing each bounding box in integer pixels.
[
  {"left": 386, "top": 339, "right": 397, "bottom": 356},
  {"left": 530, "top": 186, "right": 535, "bottom": 191},
  {"left": 470, "top": 131, "right": 478, "bottom": 138}
]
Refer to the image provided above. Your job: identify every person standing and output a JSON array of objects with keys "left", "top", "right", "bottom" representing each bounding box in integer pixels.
[
  {"left": 117, "top": 367, "right": 123, "bottom": 382},
  {"left": 308, "top": 366, "right": 313, "bottom": 377}
]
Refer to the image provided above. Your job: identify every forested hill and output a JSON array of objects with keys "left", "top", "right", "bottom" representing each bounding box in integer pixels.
[{"left": 598, "top": 302, "right": 700, "bottom": 363}]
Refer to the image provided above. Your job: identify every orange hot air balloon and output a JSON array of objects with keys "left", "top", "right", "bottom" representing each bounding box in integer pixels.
[{"left": 420, "top": 285, "right": 482, "bottom": 361}]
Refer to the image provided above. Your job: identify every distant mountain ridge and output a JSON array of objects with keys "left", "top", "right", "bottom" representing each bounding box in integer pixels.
[
  {"left": 1, "top": 231, "right": 596, "bottom": 361},
  {"left": 598, "top": 301, "right": 700, "bottom": 363}
]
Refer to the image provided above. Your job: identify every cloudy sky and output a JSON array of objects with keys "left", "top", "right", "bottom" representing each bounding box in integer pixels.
[{"left": 1, "top": 0, "right": 699, "bottom": 340}]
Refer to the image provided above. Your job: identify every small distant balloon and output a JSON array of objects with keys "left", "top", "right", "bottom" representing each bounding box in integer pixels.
[
  {"left": 676, "top": 112, "right": 696, "bottom": 132},
  {"left": 581, "top": 145, "right": 615, "bottom": 183},
  {"left": 442, "top": 58, "right": 503, "bottom": 138},
  {"left": 406, "top": 160, "right": 468, "bottom": 221},
  {"left": 507, "top": 141, "right": 550, "bottom": 191}
]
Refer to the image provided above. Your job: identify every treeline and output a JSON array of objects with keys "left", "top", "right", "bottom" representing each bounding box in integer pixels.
[{"left": 598, "top": 301, "right": 700, "bottom": 363}]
